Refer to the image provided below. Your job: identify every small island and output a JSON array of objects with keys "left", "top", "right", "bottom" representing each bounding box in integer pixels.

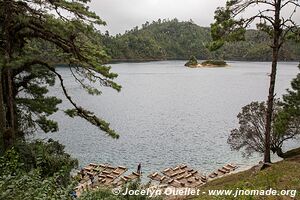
[
  {"left": 184, "top": 56, "right": 198, "bottom": 67},
  {"left": 201, "top": 60, "right": 228, "bottom": 67},
  {"left": 185, "top": 56, "right": 228, "bottom": 68}
]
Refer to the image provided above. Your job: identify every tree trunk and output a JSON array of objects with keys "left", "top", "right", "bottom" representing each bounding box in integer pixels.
[
  {"left": 4, "top": 69, "right": 16, "bottom": 150},
  {"left": 264, "top": 0, "right": 282, "bottom": 164},
  {"left": 275, "top": 147, "right": 286, "bottom": 158},
  {"left": 0, "top": 72, "right": 5, "bottom": 154},
  {"left": 2, "top": 0, "right": 16, "bottom": 150}
]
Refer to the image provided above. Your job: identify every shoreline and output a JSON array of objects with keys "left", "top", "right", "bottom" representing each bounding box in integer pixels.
[
  {"left": 108, "top": 59, "right": 299, "bottom": 64},
  {"left": 186, "top": 64, "right": 229, "bottom": 68}
]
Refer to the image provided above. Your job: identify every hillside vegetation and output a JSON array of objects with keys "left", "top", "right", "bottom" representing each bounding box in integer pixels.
[{"left": 100, "top": 19, "right": 300, "bottom": 61}]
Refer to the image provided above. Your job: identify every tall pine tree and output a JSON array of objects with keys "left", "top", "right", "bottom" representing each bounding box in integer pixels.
[
  {"left": 210, "top": 0, "right": 300, "bottom": 164},
  {"left": 0, "top": 0, "right": 121, "bottom": 153}
]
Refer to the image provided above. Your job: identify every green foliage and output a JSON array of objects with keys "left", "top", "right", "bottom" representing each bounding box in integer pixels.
[
  {"left": 14, "top": 139, "right": 78, "bottom": 180},
  {"left": 201, "top": 60, "right": 227, "bottom": 66},
  {"left": 0, "top": 139, "right": 78, "bottom": 189},
  {"left": 79, "top": 180, "right": 163, "bottom": 200},
  {"left": 0, "top": 148, "right": 23, "bottom": 176},
  {"left": 210, "top": 0, "right": 300, "bottom": 164},
  {"left": 209, "top": 0, "right": 300, "bottom": 53},
  {"left": 0, "top": 169, "right": 75, "bottom": 200},
  {"left": 229, "top": 101, "right": 272, "bottom": 157},
  {"left": 229, "top": 98, "right": 300, "bottom": 158},
  {"left": 282, "top": 64, "right": 300, "bottom": 116},
  {"left": 0, "top": 0, "right": 121, "bottom": 146},
  {"left": 185, "top": 56, "right": 198, "bottom": 66},
  {"left": 100, "top": 19, "right": 300, "bottom": 61},
  {"left": 79, "top": 188, "right": 120, "bottom": 200},
  {"left": 0, "top": 148, "right": 75, "bottom": 200},
  {"left": 102, "top": 19, "right": 212, "bottom": 60},
  {"left": 209, "top": 5, "right": 246, "bottom": 51},
  {"left": 274, "top": 64, "right": 300, "bottom": 139},
  {"left": 12, "top": 62, "right": 62, "bottom": 135},
  {"left": 64, "top": 108, "right": 119, "bottom": 139}
]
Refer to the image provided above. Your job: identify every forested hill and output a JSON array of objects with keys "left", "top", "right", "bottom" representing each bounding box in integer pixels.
[{"left": 100, "top": 19, "right": 300, "bottom": 61}]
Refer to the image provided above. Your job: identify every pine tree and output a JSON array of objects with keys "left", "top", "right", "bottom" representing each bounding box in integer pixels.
[
  {"left": 209, "top": 0, "right": 300, "bottom": 164},
  {"left": 274, "top": 64, "right": 300, "bottom": 153},
  {"left": 0, "top": 0, "right": 121, "bottom": 153}
]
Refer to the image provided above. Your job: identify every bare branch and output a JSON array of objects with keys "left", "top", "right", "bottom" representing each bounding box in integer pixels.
[
  {"left": 231, "top": 0, "right": 275, "bottom": 17},
  {"left": 281, "top": 0, "right": 300, "bottom": 9}
]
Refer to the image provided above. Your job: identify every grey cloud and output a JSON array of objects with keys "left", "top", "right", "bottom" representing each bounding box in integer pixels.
[
  {"left": 89, "top": 0, "right": 227, "bottom": 34},
  {"left": 88, "top": 0, "right": 300, "bottom": 35}
]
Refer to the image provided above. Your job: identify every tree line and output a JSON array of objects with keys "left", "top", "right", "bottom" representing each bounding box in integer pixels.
[{"left": 100, "top": 19, "right": 300, "bottom": 61}]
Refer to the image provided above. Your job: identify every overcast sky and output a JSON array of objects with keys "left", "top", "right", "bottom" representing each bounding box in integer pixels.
[{"left": 88, "top": 0, "right": 300, "bottom": 35}]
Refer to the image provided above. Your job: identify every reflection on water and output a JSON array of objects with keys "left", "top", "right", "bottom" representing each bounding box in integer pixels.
[{"left": 34, "top": 61, "right": 299, "bottom": 175}]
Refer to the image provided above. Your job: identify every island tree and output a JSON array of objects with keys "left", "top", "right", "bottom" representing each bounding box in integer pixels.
[
  {"left": 0, "top": 0, "right": 121, "bottom": 153},
  {"left": 185, "top": 56, "right": 198, "bottom": 67},
  {"left": 210, "top": 0, "right": 300, "bottom": 163}
]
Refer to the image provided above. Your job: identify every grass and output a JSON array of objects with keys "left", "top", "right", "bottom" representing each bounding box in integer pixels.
[{"left": 189, "top": 153, "right": 300, "bottom": 200}]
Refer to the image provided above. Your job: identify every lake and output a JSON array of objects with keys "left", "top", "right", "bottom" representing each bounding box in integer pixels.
[{"left": 34, "top": 61, "right": 299, "bottom": 176}]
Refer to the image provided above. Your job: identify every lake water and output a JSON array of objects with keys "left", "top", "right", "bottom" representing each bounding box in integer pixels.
[{"left": 35, "top": 61, "right": 299, "bottom": 176}]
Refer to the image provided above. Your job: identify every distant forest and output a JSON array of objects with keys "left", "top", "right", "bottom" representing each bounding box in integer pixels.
[{"left": 99, "top": 19, "right": 300, "bottom": 61}]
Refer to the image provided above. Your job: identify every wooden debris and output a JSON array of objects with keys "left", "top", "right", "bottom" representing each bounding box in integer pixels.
[
  {"left": 149, "top": 164, "right": 206, "bottom": 188},
  {"left": 75, "top": 163, "right": 128, "bottom": 195},
  {"left": 180, "top": 164, "right": 187, "bottom": 169},
  {"left": 163, "top": 168, "right": 171, "bottom": 173},
  {"left": 208, "top": 163, "right": 238, "bottom": 180},
  {"left": 89, "top": 163, "right": 98, "bottom": 167},
  {"left": 76, "top": 162, "right": 238, "bottom": 197}
]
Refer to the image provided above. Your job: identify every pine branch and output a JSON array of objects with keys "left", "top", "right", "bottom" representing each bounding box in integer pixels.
[
  {"left": 45, "top": 62, "right": 119, "bottom": 139},
  {"left": 14, "top": 60, "right": 119, "bottom": 138}
]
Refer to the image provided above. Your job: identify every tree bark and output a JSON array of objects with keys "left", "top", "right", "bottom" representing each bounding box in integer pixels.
[
  {"left": 275, "top": 147, "right": 286, "bottom": 158},
  {"left": 0, "top": 72, "right": 5, "bottom": 154},
  {"left": 264, "top": 0, "right": 282, "bottom": 164},
  {"left": 4, "top": 69, "right": 16, "bottom": 149},
  {"left": 2, "top": 0, "right": 15, "bottom": 150}
]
